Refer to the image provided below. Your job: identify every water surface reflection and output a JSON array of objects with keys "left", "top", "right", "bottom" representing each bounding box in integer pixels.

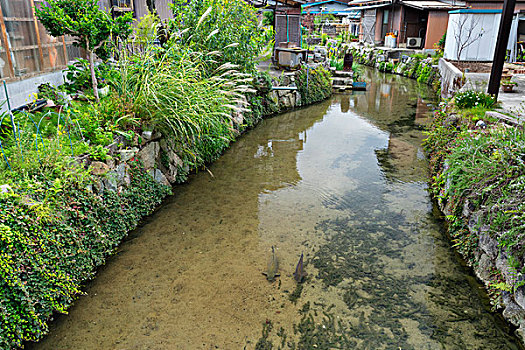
[{"left": 30, "top": 70, "right": 521, "bottom": 349}]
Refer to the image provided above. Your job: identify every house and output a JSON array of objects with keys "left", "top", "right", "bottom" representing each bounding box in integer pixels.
[
  {"left": 444, "top": 8, "right": 525, "bottom": 63},
  {"left": 301, "top": 0, "right": 361, "bottom": 35},
  {"left": 347, "top": 0, "right": 466, "bottom": 49}
]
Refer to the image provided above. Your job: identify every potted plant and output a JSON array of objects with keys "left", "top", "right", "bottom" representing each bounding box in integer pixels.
[{"left": 501, "top": 79, "right": 518, "bottom": 93}]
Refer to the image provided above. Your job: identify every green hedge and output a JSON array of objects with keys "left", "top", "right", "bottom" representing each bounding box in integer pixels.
[
  {"left": 296, "top": 65, "right": 332, "bottom": 106},
  {"left": 0, "top": 160, "right": 170, "bottom": 348}
]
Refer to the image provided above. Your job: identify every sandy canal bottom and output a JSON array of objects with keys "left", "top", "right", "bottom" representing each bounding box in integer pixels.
[{"left": 30, "top": 70, "right": 522, "bottom": 349}]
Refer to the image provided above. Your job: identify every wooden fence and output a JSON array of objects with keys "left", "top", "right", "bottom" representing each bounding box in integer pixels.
[
  {"left": 0, "top": 0, "right": 89, "bottom": 82},
  {"left": 0, "top": 0, "right": 177, "bottom": 82}
]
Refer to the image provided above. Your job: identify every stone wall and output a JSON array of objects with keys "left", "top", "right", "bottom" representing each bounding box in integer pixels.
[
  {"left": 350, "top": 45, "right": 441, "bottom": 90},
  {"left": 438, "top": 169, "right": 525, "bottom": 341},
  {"left": 87, "top": 65, "right": 332, "bottom": 192},
  {"left": 265, "top": 73, "right": 303, "bottom": 114},
  {"left": 427, "top": 110, "right": 525, "bottom": 342},
  {"left": 259, "top": 64, "right": 332, "bottom": 117}
]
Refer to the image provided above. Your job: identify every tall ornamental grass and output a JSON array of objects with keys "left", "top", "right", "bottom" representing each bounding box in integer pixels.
[{"left": 112, "top": 44, "right": 254, "bottom": 165}]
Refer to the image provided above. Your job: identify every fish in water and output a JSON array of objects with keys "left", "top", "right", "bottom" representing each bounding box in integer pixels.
[
  {"left": 293, "top": 253, "right": 307, "bottom": 283},
  {"left": 262, "top": 246, "right": 280, "bottom": 282}
]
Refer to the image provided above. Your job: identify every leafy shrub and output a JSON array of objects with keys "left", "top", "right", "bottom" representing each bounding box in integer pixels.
[
  {"left": 169, "top": 0, "right": 263, "bottom": 73},
  {"left": 0, "top": 161, "right": 171, "bottom": 348},
  {"left": 454, "top": 91, "right": 497, "bottom": 109},
  {"left": 416, "top": 64, "right": 432, "bottom": 84},
  {"left": 321, "top": 33, "right": 328, "bottom": 46},
  {"left": 296, "top": 65, "right": 332, "bottom": 106},
  {"left": 330, "top": 57, "right": 344, "bottom": 71},
  {"left": 262, "top": 10, "right": 274, "bottom": 26},
  {"left": 63, "top": 59, "right": 119, "bottom": 94},
  {"left": 37, "top": 83, "right": 67, "bottom": 105},
  {"left": 135, "top": 11, "right": 160, "bottom": 44}
]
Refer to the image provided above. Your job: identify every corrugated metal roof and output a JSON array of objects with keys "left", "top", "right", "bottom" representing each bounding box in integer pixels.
[
  {"left": 400, "top": 0, "right": 466, "bottom": 10},
  {"left": 302, "top": 0, "right": 350, "bottom": 8},
  {"left": 346, "top": 0, "right": 392, "bottom": 10}
]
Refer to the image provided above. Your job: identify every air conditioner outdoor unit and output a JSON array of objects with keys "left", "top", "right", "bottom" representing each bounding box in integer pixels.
[{"left": 407, "top": 37, "right": 422, "bottom": 48}]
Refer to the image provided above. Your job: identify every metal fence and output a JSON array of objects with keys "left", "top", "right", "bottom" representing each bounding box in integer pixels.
[{"left": 0, "top": 86, "right": 81, "bottom": 170}]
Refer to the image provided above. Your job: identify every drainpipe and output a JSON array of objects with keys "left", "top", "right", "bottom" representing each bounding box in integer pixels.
[{"left": 286, "top": 12, "right": 289, "bottom": 42}]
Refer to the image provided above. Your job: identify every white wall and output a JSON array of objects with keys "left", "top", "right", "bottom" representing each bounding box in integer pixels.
[
  {"left": 444, "top": 12, "right": 501, "bottom": 61},
  {"left": 0, "top": 71, "right": 66, "bottom": 113}
]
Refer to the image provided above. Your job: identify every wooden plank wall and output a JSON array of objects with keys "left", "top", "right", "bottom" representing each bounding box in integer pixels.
[
  {"left": 0, "top": 0, "right": 175, "bottom": 81},
  {"left": 155, "top": 0, "right": 174, "bottom": 21},
  {"left": 0, "top": 0, "right": 86, "bottom": 81},
  {"left": 134, "top": 0, "right": 149, "bottom": 20}
]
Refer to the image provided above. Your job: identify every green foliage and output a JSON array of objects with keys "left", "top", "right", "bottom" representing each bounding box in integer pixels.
[
  {"left": 0, "top": 110, "right": 90, "bottom": 185},
  {"left": 36, "top": 0, "right": 132, "bottom": 101},
  {"left": 425, "top": 98, "right": 525, "bottom": 283},
  {"left": 330, "top": 57, "right": 344, "bottom": 71},
  {"left": 135, "top": 11, "right": 160, "bottom": 44},
  {"left": 35, "top": 0, "right": 132, "bottom": 53},
  {"left": 169, "top": 0, "right": 263, "bottom": 73},
  {"left": 416, "top": 64, "right": 432, "bottom": 84},
  {"left": 0, "top": 161, "right": 170, "bottom": 348},
  {"left": 262, "top": 10, "right": 274, "bottom": 26},
  {"left": 411, "top": 52, "right": 428, "bottom": 60},
  {"left": 37, "top": 83, "right": 67, "bottom": 106},
  {"left": 437, "top": 32, "right": 447, "bottom": 49},
  {"left": 454, "top": 91, "right": 497, "bottom": 109},
  {"left": 62, "top": 59, "right": 119, "bottom": 94},
  {"left": 378, "top": 61, "right": 393, "bottom": 73},
  {"left": 445, "top": 127, "right": 525, "bottom": 258},
  {"left": 321, "top": 33, "right": 329, "bottom": 46},
  {"left": 295, "top": 65, "right": 332, "bottom": 106},
  {"left": 113, "top": 44, "right": 249, "bottom": 169}
]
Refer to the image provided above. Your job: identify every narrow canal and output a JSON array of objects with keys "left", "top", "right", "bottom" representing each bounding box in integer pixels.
[{"left": 31, "top": 69, "right": 522, "bottom": 349}]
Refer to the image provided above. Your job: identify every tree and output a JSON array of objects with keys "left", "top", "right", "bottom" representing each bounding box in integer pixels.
[
  {"left": 36, "top": 0, "right": 133, "bottom": 102},
  {"left": 453, "top": 15, "right": 484, "bottom": 61},
  {"left": 169, "top": 0, "right": 264, "bottom": 73}
]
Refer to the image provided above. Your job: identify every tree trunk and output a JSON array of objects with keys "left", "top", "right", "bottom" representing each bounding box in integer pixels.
[{"left": 87, "top": 39, "right": 99, "bottom": 103}]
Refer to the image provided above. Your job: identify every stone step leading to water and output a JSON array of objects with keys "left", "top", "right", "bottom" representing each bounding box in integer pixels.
[
  {"left": 332, "top": 70, "right": 354, "bottom": 78},
  {"left": 331, "top": 77, "right": 353, "bottom": 86}
]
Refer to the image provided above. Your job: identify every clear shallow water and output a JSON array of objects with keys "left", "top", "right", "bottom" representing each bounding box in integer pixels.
[{"left": 29, "top": 69, "right": 522, "bottom": 349}]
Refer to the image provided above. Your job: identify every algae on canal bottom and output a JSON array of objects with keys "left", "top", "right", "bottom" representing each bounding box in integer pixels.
[{"left": 29, "top": 69, "right": 522, "bottom": 350}]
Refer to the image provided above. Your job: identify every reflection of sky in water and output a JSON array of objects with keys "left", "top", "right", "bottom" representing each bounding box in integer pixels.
[
  {"left": 256, "top": 68, "right": 521, "bottom": 348},
  {"left": 32, "top": 68, "right": 522, "bottom": 350},
  {"left": 296, "top": 108, "right": 387, "bottom": 194}
]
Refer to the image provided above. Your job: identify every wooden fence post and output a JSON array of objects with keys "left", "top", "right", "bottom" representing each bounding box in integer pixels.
[
  {"left": 30, "top": 0, "right": 45, "bottom": 71},
  {"left": 0, "top": 4, "right": 14, "bottom": 78}
]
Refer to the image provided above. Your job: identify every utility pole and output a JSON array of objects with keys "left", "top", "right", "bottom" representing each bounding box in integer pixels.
[{"left": 487, "top": 0, "right": 516, "bottom": 98}]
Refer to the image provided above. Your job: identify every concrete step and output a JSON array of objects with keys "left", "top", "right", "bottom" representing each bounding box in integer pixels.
[
  {"left": 331, "top": 77, "right": 353, "bottom": 86},
  {"left": 332, "top": 85, "right": 350, "bottom": 91},
  {"left": 333, "top": 71, "right": 354, "bottom": 78}
]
